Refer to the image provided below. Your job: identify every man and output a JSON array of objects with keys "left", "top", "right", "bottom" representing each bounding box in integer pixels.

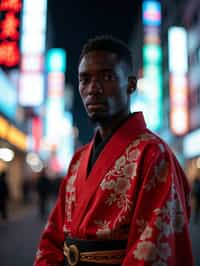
[{"left": 34, "top": 36, "right": 194, "bottom": 266}]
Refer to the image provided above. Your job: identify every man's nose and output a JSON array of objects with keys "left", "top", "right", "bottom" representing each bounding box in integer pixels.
[{"left": 88, "top": 78, "right": 103, "bottom": 94}]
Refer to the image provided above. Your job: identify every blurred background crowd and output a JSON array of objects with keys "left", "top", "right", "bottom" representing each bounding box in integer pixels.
[{"left": 0, "top": 0, "right": 200, "bottom": 265}]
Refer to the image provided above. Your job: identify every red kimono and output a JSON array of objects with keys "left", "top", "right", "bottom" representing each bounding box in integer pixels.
[{"left": 34, "top": 112, "right": 194, "bottom": 266}]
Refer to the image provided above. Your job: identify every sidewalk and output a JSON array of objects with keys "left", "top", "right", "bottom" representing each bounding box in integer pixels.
[
  {"left": 0, "top": 196, "right": 56, "bottom": 225},
  {"left": 0, "top": 199, "right": 37, "bottom": 224}
]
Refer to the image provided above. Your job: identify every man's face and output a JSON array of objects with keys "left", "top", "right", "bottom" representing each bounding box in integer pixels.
[{"left": 78, "top": 50, "right": 131, "bottom": 124}]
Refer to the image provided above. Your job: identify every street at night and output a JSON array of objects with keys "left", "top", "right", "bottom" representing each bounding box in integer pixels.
[{"left": 1, "top": 0, "right": 200, "bottom": 265}]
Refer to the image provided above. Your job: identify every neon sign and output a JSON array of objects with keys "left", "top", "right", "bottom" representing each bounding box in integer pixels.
[
  {"left": 132, "top": 0, "right": 162, "bottom": 131},
  {"left": 19, "top": 0, "right": 47, "bottom": 106},
  {"left": 0, "top": 116, "right": 27, "bottom": 151},
  {"left": 168, "top": 27, "right": 189, "bottom": 135},
  {"left": 0, "top": 0, "right": 22, "bottom": 12},
  {"left": 0, "top": 0, "right": 22, "bottom": 67}
]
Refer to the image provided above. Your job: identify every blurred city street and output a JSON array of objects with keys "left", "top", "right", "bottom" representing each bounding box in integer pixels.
[
  {"left": 0, "top": 199, "right": 54, "bottom": 266},
  {"left": 190, "top": 214, "right": 200, "bottom": 266},
  {"left": 1, "top": 0, "right": 200, "bottom": 265}
]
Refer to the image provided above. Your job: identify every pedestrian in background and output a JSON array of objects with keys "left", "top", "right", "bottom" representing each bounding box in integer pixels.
[
  {"left": 36, "top": 168, "right": 50, "bottom": 219},
  {"left": 0, "top": 170, "right": 9, "bottom": 220},
  {"left": 191, "top": 178, "right": 200, "bottom": 224}
]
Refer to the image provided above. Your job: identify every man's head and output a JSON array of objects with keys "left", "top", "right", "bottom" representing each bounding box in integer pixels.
[{"left": 78, "top": 35, "right": 137, "bottom": 125}]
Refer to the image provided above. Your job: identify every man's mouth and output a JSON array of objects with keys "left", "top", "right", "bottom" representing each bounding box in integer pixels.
[
  {"left": 86, "top": 99, "right": 106, "bottom": 110},
  {"left": 87, "top": 103, "right": 105, "bottom": 109}
]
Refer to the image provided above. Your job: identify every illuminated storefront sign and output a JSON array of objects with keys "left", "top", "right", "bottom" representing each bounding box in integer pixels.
[
  {"left": 0, "top": 69, "right": 17, "bottom": 119},
  {"left": 132, "top": 0, "right": 162, "bottom": 131},
  {"left": 57, "top": 112, "right": 74, "bottom": 173},
  {"left": 183, "top": 128, "right": 200, "bottom": 158},
  {"left": 168, "top": 27, "right": 189, "bottom": 135},
  {"left": 46, "top": 48, "right": 66, "bottom": 73},
  {"left": 32, "top": 116, "right": 42, "bottom": 152},
  {"left": 142, "top": 0, "right": 161, "bottom": 26},
  {"left": 45, "top": 49, "right": 66, "bottom": 144},
  {"left": 0, "top": 0, "right": 22, "bottom": 68},
  {"left": 0, "top": 116, "right": 27, "bottom": 151},
  {"left": 19, "top": 0, "right": 47, "bottom": 106},
  {"left": 19, "top": 72, "right": 44, "bottom": 106},
  {"left": 45, "top": 49, "right": 74, "bottom": 172}
]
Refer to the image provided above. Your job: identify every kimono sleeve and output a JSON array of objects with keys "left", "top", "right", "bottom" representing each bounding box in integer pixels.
[
  {"left": 122, "top": 143, "right": 193, "bottom": 266},
  {"left": 34, "top": 177, "right": 67, "bottom": 266}
]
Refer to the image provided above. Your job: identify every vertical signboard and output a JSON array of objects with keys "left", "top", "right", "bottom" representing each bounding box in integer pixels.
[
  {"left": 168, "top": 27, "right": 189, "bottom": 135},
  {"left": 45, "top": 49, "right": 74, "bottom": 173},
  {"left": 132, "top": 0, "right": 162, "bottom": 131},
  {"left": 19, "top": 0, "right": 47, "bottom": 106},
  {"left": 0, "top": 0, "right": 22, "bottom": 68}
]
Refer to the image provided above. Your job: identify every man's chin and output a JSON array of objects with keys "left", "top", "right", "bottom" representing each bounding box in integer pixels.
[{"left": 88, "top": 113, "right": 109, "bottom": 124}]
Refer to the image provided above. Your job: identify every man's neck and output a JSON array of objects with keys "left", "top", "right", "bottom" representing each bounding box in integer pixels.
[{"left": 97, "top": 110, "right": 130, "bottom": 140}]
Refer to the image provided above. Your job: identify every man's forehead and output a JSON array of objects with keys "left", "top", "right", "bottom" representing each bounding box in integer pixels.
[{"left": 78, "top": 50, "right": 120, "bottom": 73}]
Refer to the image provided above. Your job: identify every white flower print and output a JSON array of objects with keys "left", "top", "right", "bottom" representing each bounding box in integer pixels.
[
  {"left": 123, "top": 163, "right": 137, "bottom": 179},
  {"left": 134, "top": 182, "right": 185, "bottom": 264},
  {"left": 155, "top": 217, "right": 171, "bottom": 237},
  {"left": 65, "top": 159, "right": 81, "bottom": 222},
  {"left": 132, "top": 139, "right": 141, "bottom": 147},
  {"left": 126, "top": 147, "right": 140, "bottom": 162},
  {"left": 117, "top": 194, "right": 132, "bottom": 211},
  {"left": 95, "top": 220, "right": 111, "bottom": 239},
  {"left": 96, "top": 227, "right": 111, "bottom": 238},
  {"left": 106, "top": 193, "right": 117, "bottom": 206},
  {"left": 140, "top": 225, "right": 153, "bottom": 241},
  {"left": 154, "top": 184, "right": 185, "bottom": 235},
  {"left": 114, "top": 178, "right": 131, "bottom": 194},
  {"left": 158, "top": 243, "right": 171, "bottom": 260},
  {"left": 66, "top": 175, "right": 76, "bottom": 193},
  {"left": 140, "top": 133, "right": 156, "bottom": 141},
  {"left": 99, "top": 133, "right": 157, "bottom": 230},
  {"left": 144, "top": 159, "right": 168, "bottom": 191},
  {"left": 115, "top": 155, "right": 126, "bottom": 171},
  {"left": 35, "top": 249, "right": 43, "bottom": 260},
  {"left": 100, "top": 179, "right": 115, "bottom": 190},
  {"left": 134, "top": 241, "right": 157, "bottom": 261},
  {"left": 71, "top": 157, "right": 82, "bottom": 173},
  {"left": 100, "top": 150, "right": 135, "bottom": 214}
]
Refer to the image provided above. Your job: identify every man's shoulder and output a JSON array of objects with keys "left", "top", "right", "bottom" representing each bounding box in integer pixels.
[
  {"left": 130, "top": 129, "right": 171, "bottom": 155},
  {"left": 131, "top": 129, "right": 164, "bottom": 146}
]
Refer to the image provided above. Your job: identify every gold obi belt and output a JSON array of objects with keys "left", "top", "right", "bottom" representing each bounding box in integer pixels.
[{"left": 63, "top": 237, "right": 127, "bottom": 266}]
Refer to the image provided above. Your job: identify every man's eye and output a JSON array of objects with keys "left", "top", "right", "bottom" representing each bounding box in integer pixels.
[
  {"left": 103, "top": 73, "right": 115, "bottom": 81},
  {"left": 79, "top": 77, "right": 89, "bottom": 84}
]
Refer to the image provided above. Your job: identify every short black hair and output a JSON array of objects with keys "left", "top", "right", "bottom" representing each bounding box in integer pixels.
[{"left": 79, "top": 35, "right": 133, "bottom": 73}]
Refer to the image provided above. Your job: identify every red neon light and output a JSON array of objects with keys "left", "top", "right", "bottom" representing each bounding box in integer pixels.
[
  {"left": 0, "top": 41, "right": 19, "bottom": 66},
  {"left": 32, "top": 117, "right": 43, "bottom": 152},
  {"left": 0, "top": 0, "right": 22, "bottom": 12},
  {"left": 143, "top": 11, "right": 161, "bottom": 22},
  {"left": 0, "top": 12, "right": 19, "bottom": 40},
  {"left": 169, "top": 74, "right": 189, "bottom": 135}
]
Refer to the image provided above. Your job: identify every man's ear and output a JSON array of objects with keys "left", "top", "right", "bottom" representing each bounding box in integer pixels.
[{"left": 127, "top": 76, "right": 137, "bottom": 94}]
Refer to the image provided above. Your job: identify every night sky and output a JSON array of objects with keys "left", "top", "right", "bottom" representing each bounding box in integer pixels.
[{"left": 48, "top": 0, "right": 141, "bottom": 143}]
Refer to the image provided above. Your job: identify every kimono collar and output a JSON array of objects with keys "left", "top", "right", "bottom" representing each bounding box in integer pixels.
[{"left": 94, "top": 111, "right": 146, "bottom": 143}]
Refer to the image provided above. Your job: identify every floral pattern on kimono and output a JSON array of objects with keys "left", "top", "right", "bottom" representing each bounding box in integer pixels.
[
  {"left": 121, "top": 141, "right": 193, "bottom": 266},
  {"left": 96, "top": 134, "right": 153, "bottom": 237}
]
